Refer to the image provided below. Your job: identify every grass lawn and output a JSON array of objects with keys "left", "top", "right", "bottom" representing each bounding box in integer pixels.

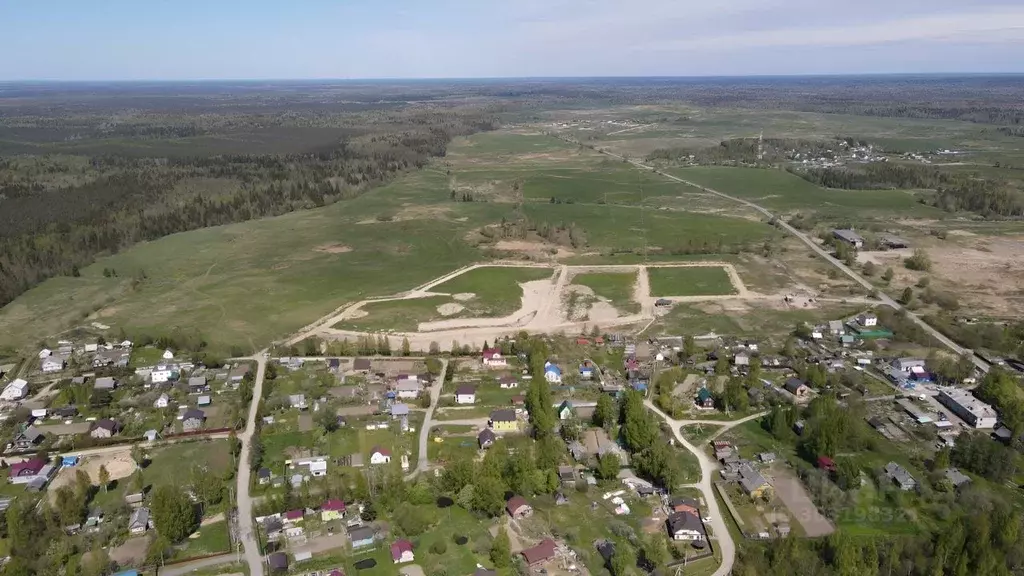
[
  {"left": 427, "top": 436, "right": 480, "bottom": 464},
  {"left": 176, "top": 520, "right": 231, "bottom": 559},
  {"left": 144, "top": 439, "right": 233, "bottom": 487},
  {"left": 130, "top": 346, "right": 167, "bottom": 368},
  {"left": 648, "top": 267, "right": 737, "bottom": 297},
  {"left": 665, "top": 166, "right": 947, "bottom": 218},
  {"left": 432, "top": 267, "right": 553, "bottom": 317},
  {"left": 334, "top": 297, "right": 453, "bottom": 332},
  {"left": 570, "top": 272, "right": 640, "bottom": 313}
]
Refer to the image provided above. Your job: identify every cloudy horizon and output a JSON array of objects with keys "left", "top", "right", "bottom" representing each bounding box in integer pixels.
[{"left": 3, "top": 0, "right": 1023, "bottom": 81}]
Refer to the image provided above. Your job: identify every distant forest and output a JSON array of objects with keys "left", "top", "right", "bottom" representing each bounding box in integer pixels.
[{"left": 0, "top": 103, "right": 497, "bottom": 308}]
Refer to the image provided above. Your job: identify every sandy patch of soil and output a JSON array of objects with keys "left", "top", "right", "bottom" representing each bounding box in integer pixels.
[
  {"left": 313, "top": 243, "right": 353, "bottom": 254},
  {"left": 345, "top": 308, "right": 369, "bottom": 320},
  {"left": 493, "top": 240, "right": 575, "bottom": 259},
  {"left": 437, "top": 303, "right": 465, "bottom": 316},
  {"left": 452, "top": 293, "right": 476, "bottom": 301},
  {"left": 49, "top": 452, "right": 137, "bottom": 502}
]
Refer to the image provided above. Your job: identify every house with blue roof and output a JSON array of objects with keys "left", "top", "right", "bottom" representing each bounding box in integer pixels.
[
  {"left": 579, "top": 362, "right": 595, "bottom": 380},
  {"left": 544, "top": 362, "right": 562, "bottom": 384}
]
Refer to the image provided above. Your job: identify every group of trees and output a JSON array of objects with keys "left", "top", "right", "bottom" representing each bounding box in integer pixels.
[
  {"left": 0, "top": 108, "right": 498, "bottom": 309},
  {"left": 619, "top": 390, "right": 683, "bottom": 489}
]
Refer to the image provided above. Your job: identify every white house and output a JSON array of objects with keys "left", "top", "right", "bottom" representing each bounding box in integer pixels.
[
  {"left": 128, "top": 507, "right": 151, "bottom": 534},
  {"left": 38, "top": 349, "right": 51, "bottom": 359},
  {"left": 1, "top": 379, "right": 29, "bottom": 401},
  {"left": 498, "top": 375, "right": 518, "bottom": 389},
  {"left": 41, "top": 355, "right": 66, "bottom": 373},
  {"left": 151, "top": 365, "right": 174, "bottom": 384},
  {"left": 370, "top": 447, "right": 392, "bottom": 465},
  {"left": 455, "top": 384, "right": 477, "bottom": 405},
  {"left": 667, "top": 512, "right": 705, "bottom": 541},
  {"left": 396, "top": 381, "right": 421, "bottom": 399},
  {"left": 153, "top": 393, "right": 170, "bottom": 408},
  {"left": 858, "top": 313, "right": 878, "bottom": 327},
  {"left": 544, "top": 362, "right": 562, "bottom": 384},
  {"left": 482, "top": 348, "right": 508, "bottom": 368},
  {"left": 162, "top": 349, "right": 174, "bottom": 360}
]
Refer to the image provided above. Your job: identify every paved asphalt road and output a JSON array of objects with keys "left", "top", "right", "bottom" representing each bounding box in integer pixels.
[{"left": 577, "top": 140, "right": 989, "bottom": 373}]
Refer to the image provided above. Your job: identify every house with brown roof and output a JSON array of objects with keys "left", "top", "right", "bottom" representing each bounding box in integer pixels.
[
  {"left": 506, "top": 495, "right": 533, "bottom": 519},
  {"left": 89, "top": 419, "right": 120, "bottom": 439},
  {"left": 520, "top": 538, "right": 557, "bottom": 566}
]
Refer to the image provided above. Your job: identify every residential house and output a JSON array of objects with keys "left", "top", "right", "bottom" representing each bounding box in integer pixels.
[
  {"left": 738, "top": 464, "right": 772, "bottom": 499},
  {"left": 734, "top": 353, "right": 750, "bottom": 367},
  {"left": 669, "top": 498, "right": 700, "bottom": 515},
  {"left": 124, "top": 492, "right": 145, "bottom": 507},
  {"left": 54, "top": 406, "right": 78, "bottom": 419},
  {"left": 268, "top": 553, "right": 289, "bottom": 572},
  {"left": 41, "top": 354, "right": 67, "bottom": 373},
  {"left": 884, "top": 462, "right": 917, "bottom": 491},
  {"left": 497, "top": 375, "right": 518, "bottom": 389},
  {"left": 557, "top": 466, "right": 576, "bottom": 484},
  {"left": 94, "top": 377, "right": 118, "bottom": 390},
  {"left": 696, "top": 388, "right": 714, "bottom": 409},
  {"left": 151, "top": 365, "right": 175, "bottom": 384},
  {"left": 506, "top": 495, "right": 533, "bottom": 519},
  {"left": 390, "top": 539, "right": 415, "bottom": 564},
  {"left": 828, "top": 320, "right": 845, "bottom": 336},
  {"left": 476, "top": 428, "right": 497, "bottom": 449},
  {"left": 370, "top": 447, "right": 392, "bottom": 465},
  {"left": 89, "top": 419, "right": 120, "bottom": 439},
  {"left": 289, "top": 394, "right": 308, "bottom": 410},
  {"left": 258, "top": 468, "right": 272, "bottom": 485},
  {"left": 182, "top": 409, "right": 205, "bottom": 432},
  {"left": 284, "top": 509, "right": 304, "bottom": 523},
  {"left": 490, "top": 409, "right": 518, "bottom": 432},
  {"left": 667, "top": 512, "right": 705, "bottom": 541},
  {"left": 197, "top": 395, "right": 211, "bottom": 407},
  {"left": 758, "top": 452, "right": 776, "bottom": 464},
  {"left": 327, "top": 358, "right": 341, "bottom": 372},
  {"left": 321, "top": 499, "right": 346, "bottom": 521},
  {"left": 188, "top": 377, "right": 208, "bottom": 394},
  {"left": 13, "top": 426, "right": 45, "bottom": 450},
  {"left": 544, "top": 362, "right": 562, "bottom": 384},
  {"left": 0, "top": 379, "right": 29, "bottom": 401},
  {"left": 128, "top": 507, "right": 151, "bottom": 534},
  {"left": 579, "top": 362, "right": 595, "bottom": 379},
  {"left": 783, "top": 378, "right": 811, "bottom": 398},
  {"left": 229, "top": 364, "right": 250, "bottom": 383},
  {"left": 455, "top": 384, "right": 477, "bottom": 405},
  {"left": 349, "top": 525, "right": 376, "bottom": 549},
  {"left": 352, "top": 358, "right": 372, "bottom": 373},
  {"left": 943, "top": 468, "right": 972, "bottom": 489},
  {"left": 395, "top": 381, "right": 421, "bottom": 400},
  {"left": 858, "top": 313, "right": 878, "bottom": 327},
  {"left": 556, "top": 400, "right": 574, "bottom": 421},
  {"left": 154, "top": 393, "right": 170, "bottom": 408},
  {"left": 481, "top": 348, "right": 508, "bottom": 368},
  {"left": 391, "top": 403, "right": 410, "bottom": 418},
  {"left": 8, "top": 458, "right": 50, "bottom": 484},
  {"left": 520, "top": 539, "right": 557, "bottom": 566}
]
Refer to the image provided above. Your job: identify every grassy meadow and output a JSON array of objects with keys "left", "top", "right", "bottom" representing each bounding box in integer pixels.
[
  {"left": 570, "top": 272, "right": 640, "bottom": 313},
  {"left": 648, "top": 267, "right": 737, "bottom": 296}
]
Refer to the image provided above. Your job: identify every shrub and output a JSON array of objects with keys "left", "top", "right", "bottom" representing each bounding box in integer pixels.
[{"left": 904, "top": 248, "right": 932, "bottom": 271}]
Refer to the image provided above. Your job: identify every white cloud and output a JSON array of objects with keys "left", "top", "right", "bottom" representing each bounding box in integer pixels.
[{"left": 633, "top": 8, "right": 1024, "bottom": 52}]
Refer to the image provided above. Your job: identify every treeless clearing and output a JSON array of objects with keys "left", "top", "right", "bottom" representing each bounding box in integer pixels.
[
  {"left": 48, "top": 451, "right": 137, "bottom": 502},
  {"left": 313, "top": 244, "right": 353, "bottom": 254}
]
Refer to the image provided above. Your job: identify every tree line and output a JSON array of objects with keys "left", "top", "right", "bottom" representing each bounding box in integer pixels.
[{"left": 0, "top": 109, "right": 498, "bottom": 308}]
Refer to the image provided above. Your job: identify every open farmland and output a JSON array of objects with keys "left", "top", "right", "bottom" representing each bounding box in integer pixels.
[
  {"left": 569, "top": 271, "right": 641, "bottom": 313},
  {"left": 648, "top": 266, "right": 738, "bottom": 296}
]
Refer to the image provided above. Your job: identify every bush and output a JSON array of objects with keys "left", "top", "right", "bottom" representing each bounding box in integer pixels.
[
  {"left": 431, "top": 540, "right": 448, "bottom": 555},
  {"left": 916, "top": 276, "right": 931, "bottom": 288},
  {"left": 862, "top": 261, "right": 877, "bottom": 276},
  {"left": 904, "top": 248, "right": 932, "bottom": 271}
]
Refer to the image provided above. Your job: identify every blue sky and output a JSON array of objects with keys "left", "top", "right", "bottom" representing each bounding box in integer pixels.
[{"left": 3, "top": 0, "right": 1024, "bottom": 80}]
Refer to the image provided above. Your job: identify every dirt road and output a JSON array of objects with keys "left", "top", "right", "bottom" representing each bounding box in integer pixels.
[
  {"left": 406, "top": 358, "right": 448, "bottom": 480},
  {"left": 233, "top": 354, "right": 267, "bottom": 576}
]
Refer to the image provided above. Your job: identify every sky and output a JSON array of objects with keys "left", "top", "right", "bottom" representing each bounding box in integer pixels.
[{"left": 3, "top": 0, "right": 1024, "bottom": 80}]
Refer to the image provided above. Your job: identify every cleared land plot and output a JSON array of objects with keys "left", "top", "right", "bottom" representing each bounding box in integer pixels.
[
  {"left": 768, "top": 467, "right": 835, "bottom": 537},
  {"left": 431, "top": 267, "right": 553, "bottom": 316},
  {"left": 667, "top": 166, "right": 944, "bottom": 217},
  {"left": 570, "top": 272, "right": 640, "bottom": 313},
  {"left": 335, "top": 296, "right": 453, "bottom": 332},
  {"left": 654, "top": 301, "right": 866, "bottom": 338},
  {"left": 648, "top": 267, "right": 737, "bottom": 297}
]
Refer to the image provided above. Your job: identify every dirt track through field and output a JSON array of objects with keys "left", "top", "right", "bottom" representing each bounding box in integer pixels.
[{"left": 306, "top": 262, "right": 792, "bottom": 350}]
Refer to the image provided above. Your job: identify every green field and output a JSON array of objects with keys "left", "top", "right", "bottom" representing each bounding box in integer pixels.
[
  {"left": 431, "top": 267, "right": 553, "bottom": 316},
  {"left": 335, "top": 297, "right": 454, "bottom": 332},
  {"left": 570, "top": 272, "right": 640, "bottom": 313},
  {"left": 666, "top": 166, "right": 945, "bottom": 217},
  {"left": 648, "top": 267, "right": 737, "bottom": 297}
]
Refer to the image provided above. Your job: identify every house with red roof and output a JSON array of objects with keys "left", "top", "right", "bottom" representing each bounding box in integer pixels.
[
  {"left": 283, "top": 509, "right": 304, "bottom": 522},
  {"left": 321, "top": 499, "right": 346, "bottom": 521},
  {"left": 520, "top": 538, "right": 557, "bottom": 566},
  {"left": 481, "top": 348, "right": 508, "bottom": 368},
  {"left": 8, "top": 458, "right": 48, "bottom": 484},
  {"left": 370, "top": 446, "right": 392, "bottom": 465},
  {"left": 391, "top": 539, "right": 415, "bottom": 563}
]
